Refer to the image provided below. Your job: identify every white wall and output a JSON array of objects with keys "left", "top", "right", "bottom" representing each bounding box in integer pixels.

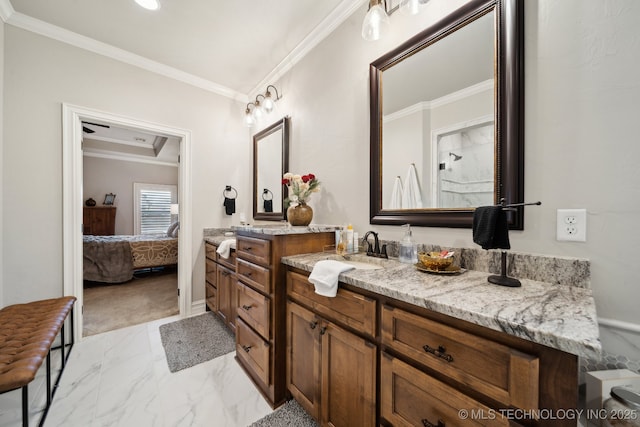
[
  {"left": 269, "top": 0, "right": 640, "bottom": 358},
  {"left": 83, "top": 157, "right": 179, "bottom": 235},
  {"left": 2, "top": 26, "right": 251, "bottom": 305}
]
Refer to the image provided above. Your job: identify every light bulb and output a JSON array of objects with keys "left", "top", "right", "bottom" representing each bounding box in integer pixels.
[
  {"left": 244, "top": 110, "right": 255, "bottom": 127},
  {"left": 263, "top": 95, "right": 274, "bottom": 113},
  {"left": 361, "top": 2, "right": 390, "bottom": 41},
  {"left": 135, "top": 0, "right": 160, "bottom": 11},
  {"left": 253, "top": 103, "right": 264, "bottom": 121},
  {"left": 400, "top": 0, "right": 420, "bottom": 15}
]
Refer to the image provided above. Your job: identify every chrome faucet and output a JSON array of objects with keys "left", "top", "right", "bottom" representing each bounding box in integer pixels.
[{"left": 362, "top": 231, "right": 388, "bottom": 259}]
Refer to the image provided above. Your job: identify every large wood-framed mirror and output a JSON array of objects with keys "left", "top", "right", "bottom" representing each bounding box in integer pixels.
[
  {"left": 253, "top": 116, "right": 290, "bottom": 221},
  {"left": 369, "top": 0, "right": 524, "bottom": 228}
]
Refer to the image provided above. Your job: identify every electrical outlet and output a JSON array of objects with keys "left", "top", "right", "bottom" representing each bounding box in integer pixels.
[{"left": 557, "top": 209, "right": 587, "bottom": 242}]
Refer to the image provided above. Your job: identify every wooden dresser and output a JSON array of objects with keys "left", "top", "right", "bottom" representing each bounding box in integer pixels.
[
  {"left": 83, "top": 207, "right": 116, "bottom": 235},
  {"left": 233, "top": 230, "right": 334, "bottom": 408}
]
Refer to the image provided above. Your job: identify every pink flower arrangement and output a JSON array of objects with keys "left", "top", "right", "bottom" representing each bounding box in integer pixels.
[{"left": 282, "top": 172, "right": 320, "bottom": 207}]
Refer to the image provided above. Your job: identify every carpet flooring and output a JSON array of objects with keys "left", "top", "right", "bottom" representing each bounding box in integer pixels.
[
  {"left": 83, "top": 269, "right": 179, "bottom": 336},
  {"left": 159, "top": 312, "right": 236, "bottom": 372},
  {"left": 249, "top": 399, "right": 319, "bottom": 427}
]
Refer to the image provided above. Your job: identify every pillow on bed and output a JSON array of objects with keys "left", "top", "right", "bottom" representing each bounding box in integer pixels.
[{"left": 167, "top": 221, "right": 180, "bottom": 238}]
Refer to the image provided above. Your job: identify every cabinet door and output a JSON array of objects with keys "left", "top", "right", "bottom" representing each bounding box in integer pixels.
[
  {"left": 321, "top": 320, "right": 377, "bottom": 427},
  {"left": 286, "top": 301, "right": 321, "bottom": 420},
  {"left": 217, "top": 265, "right": 234, "bottom": 327}
]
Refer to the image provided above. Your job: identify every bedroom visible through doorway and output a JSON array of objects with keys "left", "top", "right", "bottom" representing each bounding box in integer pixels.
[{"left": 63, "top": 103, "right": 193, "bottom": 342}]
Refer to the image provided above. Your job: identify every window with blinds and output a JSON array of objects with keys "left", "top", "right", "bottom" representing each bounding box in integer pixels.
[{"left": 133, "top": 183, "right": 177, "bottom": 235}]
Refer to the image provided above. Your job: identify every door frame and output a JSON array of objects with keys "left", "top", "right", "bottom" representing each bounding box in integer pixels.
[{"left": 62, "top": 103, "right": 193, "bottom": 342}]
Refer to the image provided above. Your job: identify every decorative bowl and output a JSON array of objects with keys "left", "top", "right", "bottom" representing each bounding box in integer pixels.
[{"left": 418, "top": 251, "right": 454, "bottom": 271}]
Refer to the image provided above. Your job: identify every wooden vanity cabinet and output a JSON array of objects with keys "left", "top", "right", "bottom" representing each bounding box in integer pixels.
[
  {"left": 204, "top": 241, "right": 237, "bottom": 332},
  {"left": 286, "top": 271, "right": 377, "bottom": 427},
  {"left": 379, "top": 302, "right": 578, "bottom": 427},
  {"left": 234, "top": 230, "right": 334, "bottom": 408},
  {"left": 285, "top": 267, "right": 579, "bottom": 427}
]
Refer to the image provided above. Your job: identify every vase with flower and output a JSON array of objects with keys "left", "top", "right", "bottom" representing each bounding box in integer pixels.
[{"left": 282, "top": 172, "right": 320, "bottom": 226}]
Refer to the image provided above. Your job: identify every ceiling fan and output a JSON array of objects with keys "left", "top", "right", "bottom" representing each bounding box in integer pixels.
[{"left": 82, "top": 121, "right": 110, "bottom": 134}]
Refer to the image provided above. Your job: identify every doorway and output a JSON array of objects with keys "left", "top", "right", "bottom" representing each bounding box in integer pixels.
[{"left": 62, "top": 104, "right": 193, "bottom": 342}]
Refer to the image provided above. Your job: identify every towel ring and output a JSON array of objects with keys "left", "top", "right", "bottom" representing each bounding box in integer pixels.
[
  {"left": 262, "top": 189, "right": 273, "bottom": 201},
  {"left": 223, "top": 186, "right": 237, "bottom": 199}
]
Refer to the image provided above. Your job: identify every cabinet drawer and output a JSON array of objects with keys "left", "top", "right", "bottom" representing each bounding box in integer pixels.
[
  {"left": 205, "top": 282, "right": 217, "bottom": 312},
  {"left": 287, "top": 271, "right": 376, "bottom": 338},
  {"left": 381, "top": 354, "right": 509, "bottom": 427},
  {"left": 381, "top": 305, "right": 539, "bottom": 410},
  {"left": 236, "top": 236, "right": 271, "bottom": 267},
  {"left": 205, "top": 242, "right": 217, "bottom": 260},
  {"left": 236, "top": 318, "right": 271, "bottom": 386},
  {"left": 216, "top": 250, "right": 237, "bottom": 270},
  {"left": 237, "top": 259, "right": 271, "bottom": 294},
  {"left": 237, "top": 281, "right": 270, "bottom": 339},
  {"left": 206, "top": 258, "right": 217, "bottom": 284}
]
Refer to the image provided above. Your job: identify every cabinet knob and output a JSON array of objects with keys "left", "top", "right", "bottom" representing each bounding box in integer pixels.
[
  {"left": 242, "top": 304, "right": 253, "bottom": 311},
  {"left": 242, "top": 345, "right": 252, "bottom": 353},
  {"left": 309, "top": 321, "right": 318, "bottom": 329},
  {"left": 319, "top": 326, "right": 327, "bottom": 335},
  {"left": 245, "top": 246, "right": 253, "bottom": 251}
]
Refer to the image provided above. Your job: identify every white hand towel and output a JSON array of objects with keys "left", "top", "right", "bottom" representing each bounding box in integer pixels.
[
  {"left": 389, "top": 175, "right": 403, "bottom": 209},
  {"left": 216, "top": 238, "right": 236, "bottom": 259},
  {"left": 308, "top": 260, "right": 355, "bottom": 298},
  {"left": 402, "top": 163, "right": 423, "bottom": 209}
]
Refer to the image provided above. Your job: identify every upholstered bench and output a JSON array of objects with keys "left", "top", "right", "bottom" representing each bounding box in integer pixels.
[{"left": 0, "top": 296, "right": 76, "bottom": 427}]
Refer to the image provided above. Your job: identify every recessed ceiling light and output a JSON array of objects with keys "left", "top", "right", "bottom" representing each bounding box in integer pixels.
[{"left": 135, "top": 0, "right": 160, "bottom": 11}]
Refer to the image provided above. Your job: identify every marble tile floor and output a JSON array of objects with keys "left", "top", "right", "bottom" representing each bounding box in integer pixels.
[{"left": 0, "top": 315, "right": 273, "bottom": 427}]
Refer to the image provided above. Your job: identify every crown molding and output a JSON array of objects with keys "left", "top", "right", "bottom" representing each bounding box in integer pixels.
[
  {"left": 6, "top": 11, "right": 247, "bottom": 101},
  {"left": 249, "top": 0, "right": 367, "bottom": 97},
  {"left": 0, "top": 0, "right": 15, "bottom": 22},
  {"left": 83, "top": 150, "right": 178, "bottom": 168},
  {"left": 4, "top": 0, "right": 365, "bottom": 102},
  {"left": 384, "top": 80, "right": 495, "bottom": 122}
]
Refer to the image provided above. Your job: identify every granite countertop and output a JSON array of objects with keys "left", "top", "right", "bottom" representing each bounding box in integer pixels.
[
  {"left": 232, "top": 224, "right": 340, "bottom": 235},
  {"left": 281, "top": 252, "right": 601, "bottom": 360}
]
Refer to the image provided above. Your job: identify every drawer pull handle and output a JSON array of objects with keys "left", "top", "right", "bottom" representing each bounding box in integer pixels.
[
  {"left": 245, "top": 246, "right": 253, "bottom": 251},
  {"left": 422, "top": 419, "right": 445, "bottom": 427},
  {"left": 319, "top": 326, "right": 327, "bottom": 335},
  {"left": 244, "top": 272, "right": 253, "bottom": 277},
  {"left": 309, "top": 321, "right": 318, "bottom": 329},
  {"left": 423, "top": 344, "right": 453, "bottom": 363},
  {"left": 242, "top": 304, "right": 253, "bottom": 311},
  {"left": 242, "top": 345, "right": 252, "bottom": 353}
]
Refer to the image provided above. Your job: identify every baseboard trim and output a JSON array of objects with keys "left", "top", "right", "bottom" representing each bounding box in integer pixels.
[{"left": 191, "top": 300, "right": 206, "bottom": 316}]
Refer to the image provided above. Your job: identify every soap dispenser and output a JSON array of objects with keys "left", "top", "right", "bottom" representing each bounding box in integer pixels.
[{"left": 398, "top": 224, "right": 418, "bottom": 264}]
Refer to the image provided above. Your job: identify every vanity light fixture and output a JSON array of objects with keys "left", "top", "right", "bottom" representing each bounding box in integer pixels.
[
  {"left": 263, "top": 85, "right": 281, "bottom": 113},
  {"left": 244, "top": 102, "right": 256, "bottom": 128},
  {"left": 244, "top": 85, "right": 282, "bottom": 128},
  {"left": 135, "top": 0, "right": 160, "bottom": 11},
  {"left": 362, "top": 0, "right": 430, "bottom": 41}
]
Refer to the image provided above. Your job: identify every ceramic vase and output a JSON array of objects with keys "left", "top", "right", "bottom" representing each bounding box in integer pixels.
[{"left": 287, "top": 203, "right": 313, "bottom": 226}]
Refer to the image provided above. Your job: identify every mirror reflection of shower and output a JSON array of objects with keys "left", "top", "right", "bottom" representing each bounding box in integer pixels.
[{"left": 432, "top": 118, "right": 495, "bottom": 208}]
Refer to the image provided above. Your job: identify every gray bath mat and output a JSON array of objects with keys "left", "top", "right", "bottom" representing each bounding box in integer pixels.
[
  {"left": 159, "top": 312, "right": 235, "bottom": 372},
  {"left": 249, "top": 399, "right": 318, "bottom": 427}
]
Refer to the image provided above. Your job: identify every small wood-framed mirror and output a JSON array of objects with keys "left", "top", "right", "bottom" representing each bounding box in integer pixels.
[
  {"left": 253, "top": 116, "right": 290, "bottom": 221},
  {"left": 370, "top": 0, "right": 525, "bottom": 228}
]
